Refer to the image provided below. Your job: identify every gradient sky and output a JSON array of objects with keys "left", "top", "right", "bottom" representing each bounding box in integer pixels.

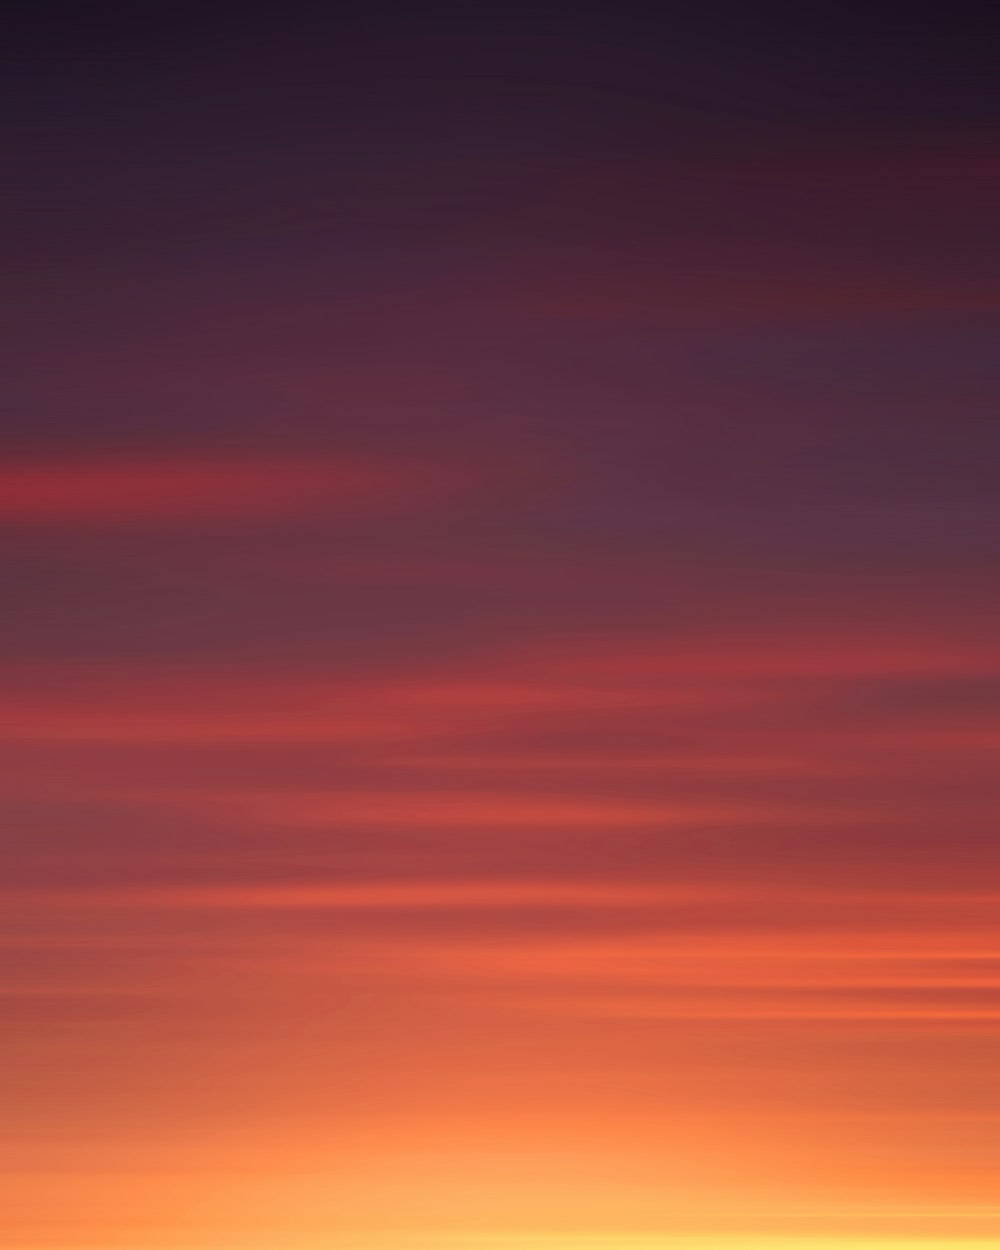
[{"left": 3, "top": 6, "right": 999, "bottom": 1249}]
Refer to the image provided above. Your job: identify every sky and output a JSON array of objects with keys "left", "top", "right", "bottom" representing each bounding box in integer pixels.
[{"left": 2, "top": 5, "right": 999, "bottom": 1248}]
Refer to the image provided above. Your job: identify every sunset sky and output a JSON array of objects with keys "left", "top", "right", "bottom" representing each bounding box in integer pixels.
[{"left": 3, "top": 5, "right": 999, "bottom": 1249}]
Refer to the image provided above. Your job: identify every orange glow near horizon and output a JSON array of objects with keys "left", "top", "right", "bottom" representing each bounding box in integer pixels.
[{"left": 5, "top": 618, "right": 999, "bottom": 1247}]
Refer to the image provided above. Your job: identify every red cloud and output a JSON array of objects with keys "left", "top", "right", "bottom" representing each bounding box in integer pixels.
[{"left": 0, "top": 455, "right": 463, "bottom": 522}]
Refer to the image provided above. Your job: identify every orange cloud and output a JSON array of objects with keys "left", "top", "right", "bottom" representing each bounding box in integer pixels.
[
  {"left": 190, "top": 789, "right": 800, "bottom": 830},
  {"left": 11, "top": 879, "right": 725, "bottom": 911}
]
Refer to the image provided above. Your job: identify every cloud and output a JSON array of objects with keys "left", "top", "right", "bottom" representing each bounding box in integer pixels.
[
  {"left": 0, "top": 454, "right": 464, "bottom": 524},
  {"left": 8, "top": 880, "right": 726, "bottom": 911}
]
